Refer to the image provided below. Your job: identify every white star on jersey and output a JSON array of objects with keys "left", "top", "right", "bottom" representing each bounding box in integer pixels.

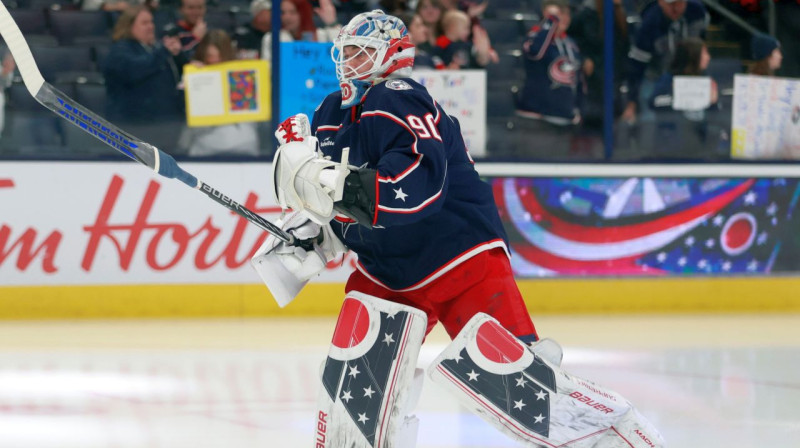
[
  {"left": 467, "top": 370, "right": 480, "bottom": 381},
  {"left": 393, "top": 187, "right": 408, "bottom": 202}
]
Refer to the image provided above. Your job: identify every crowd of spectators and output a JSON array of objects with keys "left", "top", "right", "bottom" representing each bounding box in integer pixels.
[{"left": 0, "top": 0, "right": 797, "bottom": 161}]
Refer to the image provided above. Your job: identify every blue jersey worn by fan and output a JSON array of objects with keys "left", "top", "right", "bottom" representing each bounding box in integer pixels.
[{"left": 251, "top": 10, "right": 665, "bottom": 448}]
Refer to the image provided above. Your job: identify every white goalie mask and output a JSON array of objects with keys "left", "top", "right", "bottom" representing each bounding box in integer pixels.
[{"left": 331, "top": 10, "right": 415, "bottom": 108}]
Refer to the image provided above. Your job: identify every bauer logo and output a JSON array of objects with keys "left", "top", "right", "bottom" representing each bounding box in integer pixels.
[
  {"left": 568, "top": 391, "right": 614, "bottom": 414},
  {"left": 315, "top": 411, "right": 328, "bottom": 448}
]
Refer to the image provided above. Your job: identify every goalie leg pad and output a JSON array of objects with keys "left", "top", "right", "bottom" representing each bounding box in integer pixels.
[
  {"left": 316, "top": 292, "right": 427, "bottom": 448},
  {"left": 427, "top": 313, "right": 665, "bottom": 448}
]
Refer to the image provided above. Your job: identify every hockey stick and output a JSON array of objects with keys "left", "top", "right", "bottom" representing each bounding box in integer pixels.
[{"left": 0, "top": 1, "right": 296, "bottom": 245}]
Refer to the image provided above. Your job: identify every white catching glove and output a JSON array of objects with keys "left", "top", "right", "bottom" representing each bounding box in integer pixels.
[
  {"left": 270, "top": 115, "right": 351, "bottom": 225},
  {"left": 251, "top": 212, "right": 347, "bottom": 307}
]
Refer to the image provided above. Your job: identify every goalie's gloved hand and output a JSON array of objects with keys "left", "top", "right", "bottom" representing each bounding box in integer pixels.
[
  {"left": 264, "top": 213, "right": 345, "bottom": 282},
  {"left": 270, "top": 141, "right": 349, "bottom": 225},
  {"left": 275, "top": 113, "right": 312, "bottom": 145},
  {"left": 250, "top": 212, "right": 347, "bottom": 307},
  {"left": 334, "top": 168, "right": 377, "bottom": 228},
  {"left": 273, "top": 216, "right": 327, "bottom": 281}
]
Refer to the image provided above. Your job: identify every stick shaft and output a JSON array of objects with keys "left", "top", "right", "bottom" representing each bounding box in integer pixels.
[{"left": 0, "top": 0, "right": 293, "bottom": 244}]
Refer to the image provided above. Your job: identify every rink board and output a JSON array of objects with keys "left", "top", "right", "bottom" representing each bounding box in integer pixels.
[
  {"left": 2, "top": 161, "right": 800, "bottom": 318},
  {"left": 2, "top": 277, "right": 800, "bottom": 319}
]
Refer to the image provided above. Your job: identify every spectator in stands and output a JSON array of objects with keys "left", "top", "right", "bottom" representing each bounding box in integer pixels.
[
  {"left": 647, "top": 37, "right": 724, "bottom": 156},
  {"left": 434, "top": 9, "right": 493, "bottom": 69},
  {"left": 568, "top": 0, "right": 628, "bottom": 128},
  {"left": 164, "top": 0, "right": 207, "bottom": 60},
  {"left": 104, "top": 5, "right": 188, "bottom": 123},
  {"left": 517, "top": 0, "right": 584, "bottom": 124},
  {"left": 398, "top": 12, "right": 441, "bottom": 69},
  {"left": 82, "top": 0, "right": 132, "bottom": 11},
  {"left": 749, "top": 33, "right": 782, "bottom": 77},
  {"left": 622, "top": 0, "right": 708, "bottom": 123},
  {"left": 648, "top": 37, "right": 717, "bottom": 114},
  {"left": 441, "top": 0, "right": 489, "bottom": 28},
  {"left": 260, "top": 0, "right": 341, "bottom": 61},
  {"left": 513, "top": 0, "right": 585, "bottom": 155},
  {"left": 380, "top": 0, "right": 412, "bottom": 16},
  {"left": 234, "top": 0, "right": 272, "bottom": 59},
  {"left": 178, "top": 30, "right": 260, "bottom": 157},
  {"left": 416, "top": 0, "right": 445, "bottom": 47}
]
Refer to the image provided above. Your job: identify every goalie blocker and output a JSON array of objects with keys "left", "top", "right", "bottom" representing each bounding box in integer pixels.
[{"left": 428, "top": 313, "right": 665, "bottom": 448}]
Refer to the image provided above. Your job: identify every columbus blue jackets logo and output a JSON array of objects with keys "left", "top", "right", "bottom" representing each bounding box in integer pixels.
[
  {"left": 548, "top": 56, "right": 577, "bottom": 87},
  {"left": 386, "top": 79, "right": 412, "bottom": 91}
]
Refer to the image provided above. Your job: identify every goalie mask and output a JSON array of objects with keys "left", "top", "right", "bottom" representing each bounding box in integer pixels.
[{"left": 331, "top": 10, "right": 415, "bottom": 108}]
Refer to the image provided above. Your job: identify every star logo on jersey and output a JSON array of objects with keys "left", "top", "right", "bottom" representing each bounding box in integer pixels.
[{"left": 393, "top": 188, "right": 408, "bottom": 202}]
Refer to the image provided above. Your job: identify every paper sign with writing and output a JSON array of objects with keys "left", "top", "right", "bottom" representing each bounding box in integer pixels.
[
  {"left": 184, "top": 59, "right": 271, "bottom": 127},
  {"left": 731, "top": 74, "right": 800, "bottom": 159},
  {"left": 278, "top": 41, "right": 339, "bottom": 122},
  {"left": 411, "top": 69, "right": 487, "bottom": 157},
  {"left": 672, "top": 76, "right": 712, "bottom": 111}
]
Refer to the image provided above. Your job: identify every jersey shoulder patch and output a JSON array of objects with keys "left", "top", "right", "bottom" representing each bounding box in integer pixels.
[
  {"left": 385, "top": 79, "right": 413, "bottom": 91},
  {"left": 365, "top": 78, "right": 434, "bottom": 115}
]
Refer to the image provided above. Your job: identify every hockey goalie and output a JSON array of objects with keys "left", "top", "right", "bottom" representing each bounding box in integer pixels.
[{"left": 251, "top": 10, "right": 665, "bottom": 448}]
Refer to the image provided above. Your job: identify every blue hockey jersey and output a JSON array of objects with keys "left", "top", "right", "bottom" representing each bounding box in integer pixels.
[
  {"left": 311, "top": 78, "right": 509, "bottom": 291},
  {"left": 517, "top": 15, "right": 585, "bottom": 124}
]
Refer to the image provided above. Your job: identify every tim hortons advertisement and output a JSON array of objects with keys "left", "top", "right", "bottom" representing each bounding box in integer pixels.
[
  {"left": 0, "top": 162, "right": 356, "bottom": 286},
  {"left": 5, "top": 163, "right": 800, "bottom": 286}
]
